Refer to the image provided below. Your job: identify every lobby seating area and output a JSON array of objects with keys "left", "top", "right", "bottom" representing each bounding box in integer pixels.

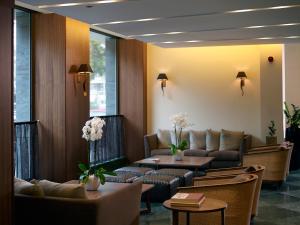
[{"left": 1, "top": 1, "right": 300, "bottom": 225}]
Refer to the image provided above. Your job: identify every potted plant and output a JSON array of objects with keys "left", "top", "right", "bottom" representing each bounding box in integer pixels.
[
  {"left": 283, "top": 102, "right": 300, "bottom": 170},
  {"left": 169, "top": 113, "right": 190, "bottom": 161},
  {"left": 80, "top": 117, "right": 115, "bottom": 191},
  {"left": 266, "top": 120, "right": 277, "bottom": 145}
]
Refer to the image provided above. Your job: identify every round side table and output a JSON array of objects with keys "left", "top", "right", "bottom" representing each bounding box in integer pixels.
[{"left": 163, "top": 198, "right": 227, "bottom": 225}]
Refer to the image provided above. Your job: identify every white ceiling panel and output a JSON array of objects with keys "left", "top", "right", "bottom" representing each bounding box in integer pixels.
[{"left": 18, "top": 0, "right": 300, "bottom": 47}]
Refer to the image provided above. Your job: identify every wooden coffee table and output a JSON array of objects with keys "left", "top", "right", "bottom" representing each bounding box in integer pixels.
[
  {"left": 163, "top": 198, "right": 227, "bottom": 225},
  {"left": 134, "top": 155, "right": 214, "bottom": 171}
]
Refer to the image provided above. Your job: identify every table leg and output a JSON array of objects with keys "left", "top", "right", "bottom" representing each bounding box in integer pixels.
[
  {"left": 221, "top": 209, "right": 225, "bottom": 225},
  {"left": 172, "top": 211, "right": 179, "bottom": 225},
  {"left": 186, "top": 212, "right": 190, "bottom": 225}
]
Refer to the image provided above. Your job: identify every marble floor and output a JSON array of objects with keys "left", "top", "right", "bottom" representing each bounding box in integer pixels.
[{"left": 140, "top": 169, "right": 300, "bottom": 225}]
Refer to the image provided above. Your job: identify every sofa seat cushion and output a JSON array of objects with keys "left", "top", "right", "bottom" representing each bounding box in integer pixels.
[
  {"left": 14, "top": 178, "right": 44, "bottom": 197},
  {"left": 33, "top": 180, "right": 87, "bottom": 199},
  {"left": 208, "top": 150, "right": 240, "bottom": 161},
  {"left": 151, "top": 148, "right": 172, "bottom": 156},
  {"left": 184, "top": 149, "right": 208, "bottom": 157},
  {"left": 219, "top": 129, "right": 244, "bottom": 151}
]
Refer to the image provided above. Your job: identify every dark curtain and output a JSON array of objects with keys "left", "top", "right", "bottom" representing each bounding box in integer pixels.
[
  {"left": 14, "top": 122, "right": 38, "bottom": 180},
  {"left": 90, "top": 115, "right": 124, "bottom": 165}
]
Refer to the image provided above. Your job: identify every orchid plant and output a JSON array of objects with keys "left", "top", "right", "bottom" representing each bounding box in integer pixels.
[
  {"left": 169, "top": 113, "right": 190, "bottom": 155},
  {"left": 80, "top": 117, "right": 115, "bottom": 184}
]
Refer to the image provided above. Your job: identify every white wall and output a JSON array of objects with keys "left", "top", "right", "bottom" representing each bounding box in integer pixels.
[{"left": 147, "top": 44, "right": 283, "bottom": 146}]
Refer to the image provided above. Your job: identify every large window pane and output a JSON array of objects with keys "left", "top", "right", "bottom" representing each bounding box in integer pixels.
[
  {"left": 14, "top": 9, "right": 31, "bottom": 122},
  {"left": 90, "top": 31, "right": 117, "bottom": 116}
]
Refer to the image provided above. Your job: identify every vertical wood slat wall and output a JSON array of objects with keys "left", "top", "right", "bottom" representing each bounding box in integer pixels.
[
  {"left": 0, "top": 1, "right": 14, "bottom": 225},
  {"left": 119, "top": 39, "right": 147, "bottom": 162},
  {"left": 33, "top": 13, "right": 89, "bottom": 182}
]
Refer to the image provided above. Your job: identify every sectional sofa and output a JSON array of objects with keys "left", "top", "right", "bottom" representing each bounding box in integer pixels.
[{"left": 144, "top": 129, "right": 252, "bottom": 168}]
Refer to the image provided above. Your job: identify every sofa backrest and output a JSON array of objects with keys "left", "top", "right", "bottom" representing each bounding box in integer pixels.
[{"left": 156, "top": 129, "right": 250, "bottom": 151}]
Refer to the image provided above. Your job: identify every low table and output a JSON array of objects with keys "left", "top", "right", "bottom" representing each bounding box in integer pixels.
[
  {"left": 163, "top": 198, "right": 227, "bottom": 225},
  {"left": 135, "top": 155, "right": 215, "bottom": 172}
]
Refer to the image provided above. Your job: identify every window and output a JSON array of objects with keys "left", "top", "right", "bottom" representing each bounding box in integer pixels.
[
  {"left": 90, "top": 31, "right": 117, "bottom": 117},
  {"left": 14, "top": 9, "right": 31, "bottom": 122}
]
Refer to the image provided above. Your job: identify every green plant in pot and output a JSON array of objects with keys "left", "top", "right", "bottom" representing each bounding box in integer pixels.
[
  {"left": 284, "top": 102, "right": 300, "bottom": 129},
  {"left": 169, "top": 113, "right": 190, "bottom": 161},
  {"left": 266, "top": 120, "right": 277, "bottom": 145},
  {"left": 80, "top": 117, "right": 116, "bottom": 191}
]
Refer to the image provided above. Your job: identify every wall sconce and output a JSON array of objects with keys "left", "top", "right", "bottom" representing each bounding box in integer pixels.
[
  {"left": 77, "top": 64, "right": 93, "bottom": 96},
  {"left": 236, "top": 71, "right": 247, "bottom": 96},
  {"left": 157, "top": 73, "right": 168, "bottom": 95}
]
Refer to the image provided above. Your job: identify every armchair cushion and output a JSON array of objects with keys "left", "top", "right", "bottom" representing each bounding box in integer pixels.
[
  {"left": 219, "top": 129, "right": 244, "bottom": 151},
  {"left": 189, "top": 130, "right": 206, "bottom": 149},
  {"left": 157, "top": 129, "right": 171, "bottom": 148},
  {"left": 14, "top": 178, "right": 44, "bottom": 197},
  {"left": 208, "top": 150, "right": 240, "bottom": 161},
  {"left": 32, "top": 180, "right": 87, "bottom": 199},
  {"left": 206, "top": 129, "right": 220, "bottom": 151}
]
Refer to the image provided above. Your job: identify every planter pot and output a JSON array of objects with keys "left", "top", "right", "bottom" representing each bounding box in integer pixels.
[
  {"left": 173, "top": 150, "right": 184, "bottom": 161},
  {"left": 286, "top": 127, "right": 300, "bottom": 171},
  {"left": 266, "top": 136, "right": 277, "bottom": 145},
  {"left": 85, "top": 175, "right": 100, "bottom": 191}
]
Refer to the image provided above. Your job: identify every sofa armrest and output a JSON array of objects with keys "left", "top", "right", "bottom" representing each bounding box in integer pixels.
[
  {"left": 144, "top": 134, "right": 158, "bottom": 157},
  {"left": 240, "top": 135, "right": 252, "bottom": 156}
]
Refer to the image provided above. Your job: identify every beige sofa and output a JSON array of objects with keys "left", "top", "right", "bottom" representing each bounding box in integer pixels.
[
  {"left": 144, "top": 129, "right": 251, "bottom": 168},
  {"left": 15, "top": 181, "right": 142, "bottom": 225}
]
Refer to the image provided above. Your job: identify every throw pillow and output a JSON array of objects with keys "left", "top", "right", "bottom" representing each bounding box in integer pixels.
[
  {"left": 219, "top": 129, "right": 244, "bottom": 151},
  {"left": 33, "top": 180, "right": 87, "bottom": 199},
  {"left": 189, "top": 130, "right": 206, "bottom": 149},
  {"left": 14, "top": 177, "right": 44, "bottom": 197},
  {"left": 206, "top": 129, "right": 220, "bottom": 151},
  {"left": 170, "top": 130, "right": 190, "bottom": 149},
  {"left": 157, "top": 129, "right": 172, "bottom": 148}
]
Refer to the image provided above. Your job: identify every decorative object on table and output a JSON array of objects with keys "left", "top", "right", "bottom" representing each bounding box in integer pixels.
[
  {"left": 170, "top": 192, "right": 206, "bottom": 207},
  {"left": 169, "top": 113, "right": 191, "bottom": 160},
  {"left": 284, "top": 102, "right": 300, "bottom": 170},
  {"left": 266, "top": 120, "right": 277, "bottom": 145},
  {"left": 236, "top": 71, "right": 247, "bottom": 96},
  {"left": 157, "top": 73, "right": 168, "bottom": 95},
  {"left": 77, "top": 63, "right": 93, "bottom": 97},
  {"left": 80, "top": 117, "right": 116, "bottom": 190}
]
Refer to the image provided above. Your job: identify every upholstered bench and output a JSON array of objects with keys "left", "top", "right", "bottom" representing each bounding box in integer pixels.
[
  {"left": 150, "top": 168, "right": 193, "bottom": 186},
  {"left": 138, "top": 174, "right": 180, "bottom": 202},
  {"left": 105, "top": 173, "right": 137, "bottom": 183},
  {"left": 114, "top": 166, "right": 154, "bottom": 177}
]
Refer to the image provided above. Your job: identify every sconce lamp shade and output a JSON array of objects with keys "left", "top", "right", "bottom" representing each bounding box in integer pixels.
[
  {"left": 77, "top": 64, "right": 93, "bottom": 74},
  {"left": 157, "top": 73, "right": 168, "bottom": 80},
  {"left": 236, "top": 71, "right": 247, "bottom": 96},
  {"left": 236, "top": 71, "right": 247, "bottom": 79}
]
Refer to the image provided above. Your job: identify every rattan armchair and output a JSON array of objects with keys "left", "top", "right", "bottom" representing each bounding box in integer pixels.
[
  {"left": 177, "top": 174, "right": 258, "bottom": 225},
  {"left": 243, "top": 144, "right": 293, "bottom": 182},
  {"left": 194, "top": 165, "right": 265, "bottom": 217}
]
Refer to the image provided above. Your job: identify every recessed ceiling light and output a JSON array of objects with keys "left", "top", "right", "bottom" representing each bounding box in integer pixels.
[
  {"left": 162, "top": 41, "right": 175, "bottom": 44},
  {"left": 256, "top": 37, "right": 275, "bottom": 40},
  {"left": 93, "top": 17, "right": 160, "bottom": 26},
  {"left": 244, "top": 22, "right": 300, "bottom": 29},
  {"left": 285, "top": 36, "right": 300, "bottom": 39},
  {"left": 278, "top": 23, "right": 300, "bottom": 26},
  {"left": 244, "top": 25, "right": 267, "bottom": 29},
  {"left": 185, "top": 40, "right": 202, "bottom": 43},
  {"left": 165, "top": 32, "right": 184, "bottom": 35},
  {"left": 227, "top": 4, "right": 300, "bottom": 13}
]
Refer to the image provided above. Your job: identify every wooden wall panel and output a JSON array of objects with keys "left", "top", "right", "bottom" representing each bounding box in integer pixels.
[
  {"left": 0, "top": 1, "right": 14, "bottom": 225},
  {"left": 65, "top": 18, "right": 90, "bottom": 180},
  {"left": 33, "top": 14, "right": 67, "bottom": 182},
  {"left": 119, "top": 39, "right": 147, "bottom": 162}
]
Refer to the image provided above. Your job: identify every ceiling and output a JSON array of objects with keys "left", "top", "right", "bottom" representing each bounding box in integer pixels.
[{"left": 18, "top": 0, "right": 300, "bottom": 48}]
